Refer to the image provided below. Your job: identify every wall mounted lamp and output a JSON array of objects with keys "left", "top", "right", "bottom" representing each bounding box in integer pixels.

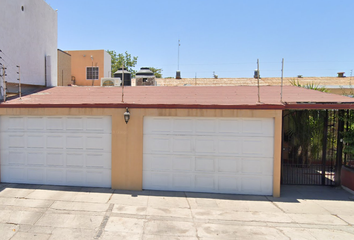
[{"left": 124, "top": 107, "right": 130, "bottom": 124}]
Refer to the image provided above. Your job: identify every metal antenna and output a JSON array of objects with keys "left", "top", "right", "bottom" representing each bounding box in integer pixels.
[
  {"left": 121, "top": 61, "right": 125, "bottom": 103},
  {"left": 350, "top": 69, "right": 353, "bottom": 95},
  {"left": 280, "top": 58, "right": 284, "bottom": 103},
  {"left": 178, "top": 39, "right": 180, "bottom": 70},
  {"left": 17, "top": 65, "right": 21, "bottom": 99},
  {"left": 257, "top": 59, "right": 261, "bottom": 103},
  {"left": 1, "top": 65, "right": 6, "bottom": 102}
]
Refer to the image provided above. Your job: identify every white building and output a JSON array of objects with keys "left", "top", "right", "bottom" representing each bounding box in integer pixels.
[{"left": 0, "top": 0, "right": 58, "bottom": 98}]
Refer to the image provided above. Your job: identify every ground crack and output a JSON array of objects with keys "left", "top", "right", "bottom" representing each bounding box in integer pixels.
[{"left": 94, "top": 203, "right": 114, "bottom": 239}]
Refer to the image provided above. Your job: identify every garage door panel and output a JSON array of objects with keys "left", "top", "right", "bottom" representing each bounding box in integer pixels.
[
  {"left": 218, "top": 138, "right": 242, "bottom": 155},
  {"left": 0, "top": 116, "right": 112, "bottom": 188},
  {"left": 143, "top": 172, "right": 171, "bottom": 189},
  {"left": 144, "top": 135, "right": 171, "bottom": 153},
  {"left": 66, "top": 170, "right": 84, "bottom": 185},
  {"left": 47, "top": 135, "right": 65, "bottom": 149},
  {"left": 47, "top": 152, "right": 64, "bottom": 167},
  {"left": 46, "top": 169, "right": 65, "bottom": 184},
  {"left": 66, "top": 153, "right": 84, "bottom": 168},
  {"left": 241, "top": 158, "right": 274, "bottom": 175},
  {"left": 240, "top": 176, "right": 273, "bottom": 195},
  {"left": 218, "top": 176, "right": 240, "bottom": 193},
  {"left": 262, "top": 159, "right": 274, "bottom": 175},
  {"left": 173, "top": 118, "right": 194, "bottom": 134},
  {"left": 261, "top": 176, "right": 273, "bottom": 195},
  {"left": 172, "top": 137, "right": 193, "bottom": 154},
  {"left": 195, "top": 174, "right": 216, "bottom": 191},
  {"left": 240, "top": 176, "right": 263, "bottom": 194},
  {"left": 86, "top": 117, "right": 111, "bottom": 133},
  {"left": 144, "top": 117, "right": 172, "bottom": 134},
  {"left": 242, "top": 138, "right": 273, "bottom": 157},
  {"left": 27, "top": 135, "right": 45, "bottom": 149},
  {"left": 66, "top": 136, "right": 84, "bottom": 150},
  {"left": 241, "top": 159, "right": 262, "bottom": 174},
  {"left": 241, "top": 119, "right": 274, "bottom": 136},
  {"left": 85, "top": 169, "right": 111, "bottom": 187},
  {"left": 172, "top": 174, "right": 193, "bottom": 189},
  {"left": 172, "top": 156, "right": 193, "bottom": 171},
  {"left": 219, "top": 119, "right": 241, "bottom": 135},
  {"left": 86, "top": 134, "right": 111, "bottom": 151},
  {"left": 195, "top": 119, "right": 216, "bottom": 134},
  {"left": 242, "top": 119, "right": 263, "bottom": 134},
  {"left": 2, "top": 167, "right": 27, "bottom": 182},
  {"left": 47, "top": 117, "right": 64, "bottom": 131},
  {"left": 27, "top": 152, "right": 46, "bottom": 166},
  {"left": 1, "top": 151, "right": 26, "bottom": 165},
  {"left": 8, "top": 134, "right": 26, "bottom": 148},
  {"left": 66, "top": 117, "right": 84, "bottom": 131},
  {"left": 86, "top": 153, "right": 111, "bottom": 169},
  {"left": 218, "top": 158, "right": 240, "bottom": 173},
  {"left": 195, "top": 157, "right": 215, "bottom": 172},
  {"left": 28, "top": 168, "right": 45, "bottom": 183},
  {"left": 27, "top": 117, "right": 45, "bottom": 131},
  {"left": 195, "top": 137, "right": 215, "bottom": 154},
  {"left": 143, "top": 155, "right": 171, "bottom": 171},
  {"left": 1, "top": 116, "right": 25, "bottom": 131}
]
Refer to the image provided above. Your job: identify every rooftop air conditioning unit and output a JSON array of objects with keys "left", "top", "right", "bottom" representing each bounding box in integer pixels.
[{"left": 101, "top": 78, "right": 121, "bottom": 86}]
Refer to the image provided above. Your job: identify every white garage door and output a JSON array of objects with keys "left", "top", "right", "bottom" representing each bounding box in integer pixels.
[
  {"left": 143, "top": 117, "right": 274, "bottom": 195},
  {"left": 0, "top": 116, "right": 111, "bottom": 188}
]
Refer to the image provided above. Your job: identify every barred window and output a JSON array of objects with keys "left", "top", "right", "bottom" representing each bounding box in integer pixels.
[{"left": 86, "top": 67, "right": 99, "bottom": 80}]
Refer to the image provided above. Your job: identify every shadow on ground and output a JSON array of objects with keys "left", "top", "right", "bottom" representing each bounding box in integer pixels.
[{"left": 0, "top": 183, "right": 353, "bottom": 203}]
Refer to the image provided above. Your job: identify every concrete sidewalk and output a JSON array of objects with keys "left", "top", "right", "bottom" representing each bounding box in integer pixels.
[{"left": 0, "top": 184, "right": 353, "bottom": 239}]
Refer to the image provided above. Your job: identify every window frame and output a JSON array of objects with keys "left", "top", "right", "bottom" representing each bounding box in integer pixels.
[{"left": 86, "top": 66, "right": 99, "bottom": 80}]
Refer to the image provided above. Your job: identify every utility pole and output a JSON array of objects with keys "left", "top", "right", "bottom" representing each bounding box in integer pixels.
[
  {"left": 17, "top": 65, "right": 21, "bottom": 99},
  {"left": 280, "top": 58, "right": 284, "bottom": 102}
]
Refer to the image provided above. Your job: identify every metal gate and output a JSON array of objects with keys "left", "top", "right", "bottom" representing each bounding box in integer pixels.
[{"left": 281, "top": 110, "right": 344, "bottom": 185}]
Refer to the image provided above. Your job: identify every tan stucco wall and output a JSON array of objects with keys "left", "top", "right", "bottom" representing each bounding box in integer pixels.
[
  {"left": 57, "top": 50, "right": 72, "bottom": 86},
  {"left": 65, "top": 50, "right": 107, "bottom": 86},
  {"left": 327, "top": 88, "right": 354, "bottom": 96},
  {"left": 0, "top": 108, "right": 282, "bottom": 197}
]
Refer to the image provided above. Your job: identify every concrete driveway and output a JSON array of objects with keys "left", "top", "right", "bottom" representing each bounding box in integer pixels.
[{"left": 0, "top": 184, "right": 353, "bottom": 240}]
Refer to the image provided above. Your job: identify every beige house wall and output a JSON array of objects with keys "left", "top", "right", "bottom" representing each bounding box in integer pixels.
[
  {"left": 0, "top": 108, "right": 282, "bottom": 197},
  {"left": 66, "top": 50, "right": 110, "bottom": 86},
  {"left": 327, "top": 88, "right": 354, "bottom": 96},
  {"left": 57, "top": 50, "right": 72, "bottom": 86}
]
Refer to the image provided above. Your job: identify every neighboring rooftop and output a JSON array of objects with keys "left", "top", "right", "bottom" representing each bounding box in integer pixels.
[
  {"left": 156, "top": 77, "right": 354, "bottom": 87},
  {"left": 1, "top": 86, "right": 354, "bottom": 110}
]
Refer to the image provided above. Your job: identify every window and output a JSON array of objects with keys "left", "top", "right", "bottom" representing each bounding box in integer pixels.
[{"left": 86, "top": 67, "right": 99, "bottom": 80}]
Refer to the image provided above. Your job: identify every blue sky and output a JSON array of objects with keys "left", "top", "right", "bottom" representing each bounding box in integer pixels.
[{"left": 45, "top": 0, "right": 354, "bottom": 78}]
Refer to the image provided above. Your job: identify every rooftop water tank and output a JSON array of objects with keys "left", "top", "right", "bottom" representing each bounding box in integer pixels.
[
  {"left": 136, "top": 67, "right": 156, "bottom": 86},
  {"left": 114, "top": 68, "right": 131, "bottom": 86}
]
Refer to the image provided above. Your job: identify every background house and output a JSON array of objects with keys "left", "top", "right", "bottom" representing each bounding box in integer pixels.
[
  {"left": 0, "top": 0, "right": 58, "bottom": 99},
  {"left": 57, "top": 49, "right": 72, "bottom": 86},
  {"left": 65, "top": 50, "right": 111, "bottom": 86}
]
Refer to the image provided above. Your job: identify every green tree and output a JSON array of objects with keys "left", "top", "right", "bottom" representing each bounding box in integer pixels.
[
  {"left": 107, "top": 50, "right": 138, "bottom": 77},
  {"left": 289, "top": 79, "right": 328, "bottom": 92},
  {"left": 286, "top": 79, "right": 328, "bottom": 165},
  {"left": 149, "top": 67, "right": 163, "bottom": 78}
]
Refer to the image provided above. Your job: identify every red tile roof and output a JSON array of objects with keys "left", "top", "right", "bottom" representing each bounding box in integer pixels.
[{"left": 1, "top": 86, "right": 354, "bottom": 109}]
